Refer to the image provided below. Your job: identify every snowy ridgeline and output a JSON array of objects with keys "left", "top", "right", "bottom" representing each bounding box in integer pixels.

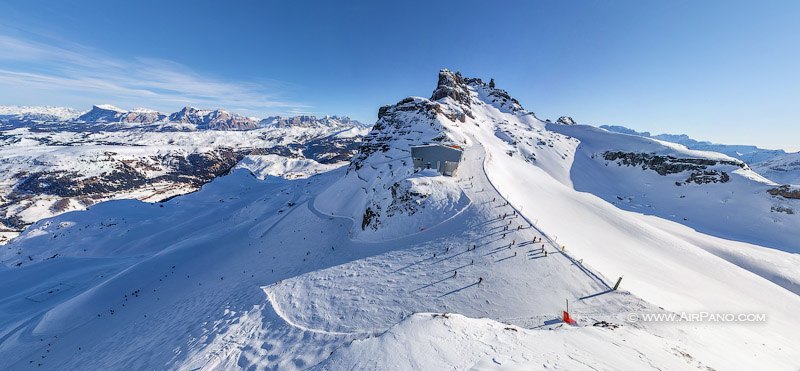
[{"left": 0, "top": 70, "right": 799, "bottom": 370}]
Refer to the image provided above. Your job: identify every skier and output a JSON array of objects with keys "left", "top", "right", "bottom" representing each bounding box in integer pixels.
[
  {"left": 453, "top": 270, "right": 458, "bottom": 278},
  {"left": 470, "top": 259, "right": 474, "bottom": 265},
  {"left": 478, "top": 277, "right": 483, "bottom": 284},
  {"left": 514, "top": 252, "right": 517, "bottom": 257}
]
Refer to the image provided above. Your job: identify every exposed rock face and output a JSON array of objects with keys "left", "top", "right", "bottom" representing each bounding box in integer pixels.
[
  {"left": 168, "top": 107, "right": 259, "bottom": 130},
  {"left": 430, "top": 69, "right": 472, "bottom": 107},
  {"left": 602, "top": 151, "right": 743, "bottom": 185},
  {"left": 123, "top": 109, "right": 166, "bottom": 124},
  {"left": 768, "top": 185, "right": 800, "bottom": 199},
  {"left": 557, "top": 116, "right": 576, "bottom": 125},
  {"left": 351, "top": 97, "right": 444, "bottom": 171}
]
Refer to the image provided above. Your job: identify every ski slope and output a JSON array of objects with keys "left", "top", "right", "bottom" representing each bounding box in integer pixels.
[{"left": 1, "top": 70, "right": 798, "bottom": 370}]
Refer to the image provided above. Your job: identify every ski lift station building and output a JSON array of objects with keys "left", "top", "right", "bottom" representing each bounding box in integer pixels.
[{"left": 411, "top": 144, "right": 463, "bottom": 176}]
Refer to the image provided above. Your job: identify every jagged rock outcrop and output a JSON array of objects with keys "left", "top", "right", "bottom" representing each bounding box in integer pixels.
[
  {"left": 557, "top": 116, "right": 576, "bottom": 125},
  {"left": 351, "top": 97, "right": 445, "bottom": 171},
  {"left": 768, "top": 185, "right": 800, "bottom": 199},
  {"left": 430, "top": 69, "right": 472, "bottom": 107},
  {"left": 602, "top": 151, "right": 743, "bottom": 185}
]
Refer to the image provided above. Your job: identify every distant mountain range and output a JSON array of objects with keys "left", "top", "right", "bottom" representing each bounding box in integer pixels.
[
  {"left": 600, "top": 125, "right": 800, "bottom": 185},
  {"left": 0, "top": 104, "right": 368, "bottom": 132}
]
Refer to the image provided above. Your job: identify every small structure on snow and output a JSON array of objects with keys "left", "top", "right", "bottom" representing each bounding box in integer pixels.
[{"left": 411, "top": 144, "right": 463, "bottom": 176}]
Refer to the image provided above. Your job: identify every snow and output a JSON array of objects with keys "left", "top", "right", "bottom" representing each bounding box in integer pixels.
[
  {"left": 94, "top": 104, "right": 127, "bottom": 112},
  {"left": 753, "top": 152, "right": 800, "bottom": 185},
  {"left": 316, "top": 313, "right": 707, "bottom": 370},
  {"left": 0, "top": 71, "right": 798, "bottom": 370},
  {"left": 235, "top": 155, "right": 343, "bottom": 181},
  {"left": 0, "top": 105, "right": 83, "bottom": 121}
]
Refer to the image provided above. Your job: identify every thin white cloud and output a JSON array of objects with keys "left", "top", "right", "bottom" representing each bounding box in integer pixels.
[{"left": 0, "top": 33, "right": 310, "bottom": 116}]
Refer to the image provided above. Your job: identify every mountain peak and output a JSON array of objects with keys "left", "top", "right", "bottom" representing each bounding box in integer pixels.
[
  {"left": 93, "top": 104, "right": 127, "bottom": 112},
  {"left": 260, "top": 115, "right": 365, "bottom": 129},
  {"left": 431, "top": 69, "right": 472, "bottom": 106},
  {"left": 168, "top": 106, "right": 257, "bottom": 130},
  {"left": 78, "top": 104, "right": 129, "bottom": 122}
]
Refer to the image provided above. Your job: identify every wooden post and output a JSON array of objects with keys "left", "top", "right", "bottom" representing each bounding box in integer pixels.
[{"left": 613, "top": 276, "right": 623, "bottom": 290}]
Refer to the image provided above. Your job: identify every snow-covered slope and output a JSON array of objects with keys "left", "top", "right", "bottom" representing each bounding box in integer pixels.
[
  {"left": 753, "top": 152, "right": 800, "bottom": 185},
  {"left": 0, "top": 70, "right": 798, "bottom": 370},
  {"left": 316, "top": 313, "right": 706, "bottom": 370},
  {"left": 0, "top": 117, "right": 366, "bottom": 243},
  {"left": 601, "top": 124, "right": 800, "bottom": 185}
]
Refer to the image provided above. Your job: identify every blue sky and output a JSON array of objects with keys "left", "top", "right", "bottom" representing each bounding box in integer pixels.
[{"left": 0, "top": 0, "right": 798, "bottom": 151}]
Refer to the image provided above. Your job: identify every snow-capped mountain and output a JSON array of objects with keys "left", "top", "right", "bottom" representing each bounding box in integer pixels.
[
  {"left": 260, "top": 115, "right": 367, "bottom": 130},
  {"left": 0, "top": 105, "right": 82, "bottom": 122},
  {"left": 77, "top": 104, "right": 134, "bottom": 123},
  {"left": 0, "top": 70, "right": 798, "bottom": 370},
  {"left": 168, "top": 106, "right": 259, "bottom": 130}
]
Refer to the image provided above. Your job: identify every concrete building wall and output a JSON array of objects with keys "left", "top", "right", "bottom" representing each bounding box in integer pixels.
[{"left": 411, "top": 145, "right": 463, "bottom": 176}]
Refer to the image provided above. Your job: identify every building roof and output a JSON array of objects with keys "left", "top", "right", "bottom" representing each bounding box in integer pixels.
[{"left": 410, "top": 143, "right": 463, "bottom": 152}]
